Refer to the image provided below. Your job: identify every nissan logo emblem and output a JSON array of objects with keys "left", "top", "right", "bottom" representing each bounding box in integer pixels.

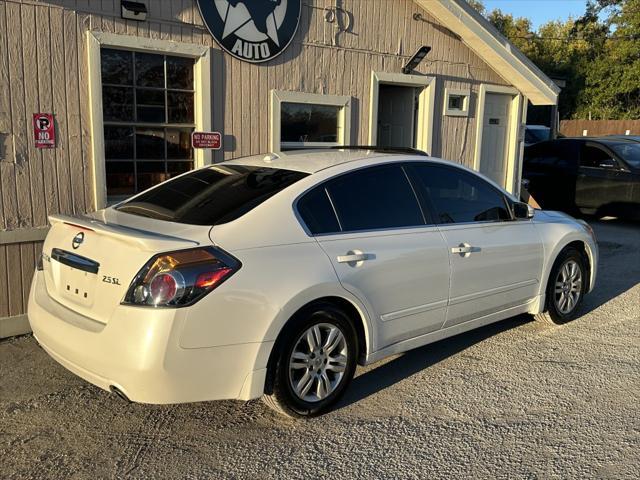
[{"left": 72, "top": 232, "right": 84, "bottom": 249}]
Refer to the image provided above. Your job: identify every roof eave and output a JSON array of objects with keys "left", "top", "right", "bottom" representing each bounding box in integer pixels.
[{"left": 415, "top": 0, "right": 560, "bottom": 106}]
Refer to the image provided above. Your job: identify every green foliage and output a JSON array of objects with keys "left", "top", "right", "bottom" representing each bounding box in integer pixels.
[
  {"left": 465, "top": 0, "right": 639, "bottom": 120},
  {"left": 575, "top": 0, "right": 640, "bottom": 119}
]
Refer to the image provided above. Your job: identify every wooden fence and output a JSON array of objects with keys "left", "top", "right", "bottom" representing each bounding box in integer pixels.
[{"left": 560, "top": 120, "right": 640, "bottom": 137}]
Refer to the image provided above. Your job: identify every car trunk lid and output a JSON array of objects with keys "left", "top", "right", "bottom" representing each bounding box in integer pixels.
[{"left": 41, "top": 213, "right": 211, "bottom": 324}]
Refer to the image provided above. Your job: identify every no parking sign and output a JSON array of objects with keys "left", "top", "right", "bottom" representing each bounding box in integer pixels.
[{"left": 33, "top": 113, "right": 55, "bottom": 149}]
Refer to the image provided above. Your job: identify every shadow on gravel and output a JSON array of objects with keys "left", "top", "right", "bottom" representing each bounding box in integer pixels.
[
  {"left": 336, "top": 218, "right": 639, "bottom": 411},
  {"left": 337, "top": 314, "right": 533, "bottom": 410},
  {"left": 578, "top": 218, "right": 640, "bottom": 316}
]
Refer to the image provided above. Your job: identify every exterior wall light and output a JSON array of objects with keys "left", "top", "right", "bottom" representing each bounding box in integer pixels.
[
  {"left": 402, "top": 46, "right": 432, "bottom": 75},
  {"left": 121, "top": 1, "right": 148, "bottom": 22}
]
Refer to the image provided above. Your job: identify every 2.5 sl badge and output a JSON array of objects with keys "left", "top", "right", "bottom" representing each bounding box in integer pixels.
[{"left": 197, "top": 0, "right": 301, "bottom": 63}]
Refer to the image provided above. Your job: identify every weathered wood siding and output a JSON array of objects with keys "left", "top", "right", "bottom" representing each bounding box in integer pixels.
[
  {"left": 0, "top": 0, "right": 512, "bottom": 321},
  {"left": 0, "top": 240, "right": 42, "bottom": 318}
]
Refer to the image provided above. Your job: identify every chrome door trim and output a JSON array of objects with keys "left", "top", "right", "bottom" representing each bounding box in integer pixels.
[
  {"left": 448, "top": 278, "right": 538, "bottom": 306},
  {"left": 380, "top": 299, "right": 449, "bottom": 322}
]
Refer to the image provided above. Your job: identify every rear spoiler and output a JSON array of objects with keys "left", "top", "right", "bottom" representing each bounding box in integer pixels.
[{"left": 48, "top": 214, "right": 200, "bottom": 250}]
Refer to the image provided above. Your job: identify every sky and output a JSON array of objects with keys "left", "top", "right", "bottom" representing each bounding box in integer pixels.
[{"left": 482, "top": 0, "right": 589, "bottom": 30}]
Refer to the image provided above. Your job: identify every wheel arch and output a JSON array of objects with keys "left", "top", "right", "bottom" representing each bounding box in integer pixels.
[
  {"left": 541, "top": 238, "right": 594, "bottom": 300},
  {"left": 263, "top": 295, "right": 371, "bottom": 395}
]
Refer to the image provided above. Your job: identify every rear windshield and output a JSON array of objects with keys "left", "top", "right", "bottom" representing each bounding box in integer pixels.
[
  {"left": 116, "top": 165, "right": 308, "bottom": 225},
  {"left": 525, "top": 128, "right": 550, "bottom": 144}
]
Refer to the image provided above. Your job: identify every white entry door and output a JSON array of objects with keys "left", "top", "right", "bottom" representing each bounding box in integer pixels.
[{"left": 479, "top": 93, "right": 512, "bottom": 187}]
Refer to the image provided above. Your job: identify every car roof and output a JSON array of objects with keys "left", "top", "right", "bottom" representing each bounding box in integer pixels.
[
  {"left": 218, "top": 148, "right": 519, "bottom": 199},
  {"left": 532, "top": 137, "right": 640, "bottom": 147},
  {"left": 222, "top": 148, "right": 433, "bottom": 174},
  {"left": 606, "top": 135, "right": 640, "bottom": 142}
]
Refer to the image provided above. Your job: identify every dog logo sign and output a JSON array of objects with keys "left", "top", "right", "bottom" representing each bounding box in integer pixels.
[{"left": 197, "top": 0, "right": 301, "bottom": 63}]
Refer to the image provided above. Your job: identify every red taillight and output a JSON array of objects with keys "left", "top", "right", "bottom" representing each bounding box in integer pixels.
[
  {"left": 123, "top": 247, "right": 241, "bottom": 308},
  {"left": 149, "top": 273, "right": 179, "bottom": 305},
  {"left": 195, "top": 268, "right": 233, "bottom": 289}
]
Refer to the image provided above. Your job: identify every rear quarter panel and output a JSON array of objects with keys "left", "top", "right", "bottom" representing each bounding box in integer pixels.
[{"left": 178, "top": 242, "right": 374, "bottom": 353}]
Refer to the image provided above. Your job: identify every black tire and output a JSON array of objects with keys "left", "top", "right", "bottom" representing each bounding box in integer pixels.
[
  {"left": 262, "top": 303, "right": 358, "bottom": 418},
  {"left": 535, "top": 247, "right": 587, "bottom": 325}
]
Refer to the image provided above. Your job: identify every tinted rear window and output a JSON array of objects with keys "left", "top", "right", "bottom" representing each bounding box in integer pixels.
[
  {"left": 324, "top": 165, "right": 425, "bottom": 232},
  {"left": 524, "top": 141, "right": 578, "bottom": 168},
  {"left": 116, "top": 165, "right": 308, "bottom": 225},
  {"left": 297, "top": 187, "right": 341, "bottom": 235}
]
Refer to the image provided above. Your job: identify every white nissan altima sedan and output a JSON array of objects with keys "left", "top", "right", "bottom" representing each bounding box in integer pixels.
[{"left": 28, "top": 148, "right": 598, "bottom": 417}]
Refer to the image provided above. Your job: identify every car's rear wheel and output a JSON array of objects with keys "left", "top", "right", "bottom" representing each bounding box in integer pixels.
[
  {"left": 535, "top": 248, "right": 587, "bottom": 325},
  {"left": 262, "top": 304, "right": 358, "bottom": 417}
]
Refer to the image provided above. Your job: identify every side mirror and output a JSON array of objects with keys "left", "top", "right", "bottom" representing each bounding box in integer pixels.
[
  {"left": 513, "top": 201, "right": 535, "bottom": 220},
  {"left": 598, "top": 158, "right": 617, "bottom": 169}
]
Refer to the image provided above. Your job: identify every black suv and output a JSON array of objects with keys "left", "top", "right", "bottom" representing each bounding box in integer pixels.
[{"left": 523, "top": 138, "right": 640, "bottom": 220}]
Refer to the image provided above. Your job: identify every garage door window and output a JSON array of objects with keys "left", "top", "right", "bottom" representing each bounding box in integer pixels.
[{"left": 101, "top": 48, "right": 195, "bottom": 201}]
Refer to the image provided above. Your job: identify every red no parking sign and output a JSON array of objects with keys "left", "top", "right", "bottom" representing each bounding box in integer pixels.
[{"left": 33, "top": 113, "right": 55, "bottom": 149}]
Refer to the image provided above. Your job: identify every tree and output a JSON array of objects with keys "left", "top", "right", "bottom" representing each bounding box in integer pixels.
[
  {"left": 574, "top": 0, "right": 640, "bottom": 119},
  {"left": 486, "top": 9, "right": 535, "bottom": 54},
  {"left": 462, "top": 0, "right": 639, "bottom": 120}
]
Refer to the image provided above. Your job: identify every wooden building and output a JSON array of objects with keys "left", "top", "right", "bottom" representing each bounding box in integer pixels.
[{"left": 0, "top": 0, "right": 558, "bottom": 336}]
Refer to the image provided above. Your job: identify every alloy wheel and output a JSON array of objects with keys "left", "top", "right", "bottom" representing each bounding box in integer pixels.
[
  {"left": 288, "top": 323, "right": 349, "bottom": 403},
  {"left": 554, "top": 259, "right": 583, "bottom": 315}
]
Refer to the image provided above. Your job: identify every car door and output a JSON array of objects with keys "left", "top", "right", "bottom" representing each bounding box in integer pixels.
[
  {"left": 406, "top": 163, "right": 544, "bottom": 328},
  {"left": 607, "top": 142, "right": 640, "bottom": 210},
  {"left": 296, "top": 164, "right": 450, "bottom": 348},
  {"left": 576, "top": 143, "right": 634, "bottom": 214},
  {"left": 523, "top": 140, "right": 580, "bottom": 212}
]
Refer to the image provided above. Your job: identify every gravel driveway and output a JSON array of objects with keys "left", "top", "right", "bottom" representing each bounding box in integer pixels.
[{"left": 1, "top": 219, "right": 639, "bottom": 479}]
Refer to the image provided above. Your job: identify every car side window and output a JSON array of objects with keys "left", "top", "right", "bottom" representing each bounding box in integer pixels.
[
  {"left": 323, "top": 165, "right": 425, "bottom": 232},
  {"left": 297, "top": 186, "right": 341, "bottom": 235},
  {"left": 408, "top": 164, "right": 511, "bottom": 224},
  {"left": 525, "top": 142, "right": 573, "bottom": 168},
  {"left": 581, "top": 145, "right": 617, "bottom": 168}
]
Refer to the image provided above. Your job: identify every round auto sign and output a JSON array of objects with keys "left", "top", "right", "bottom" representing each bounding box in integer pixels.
[{"left": 196, "top": 0, "right": 301, "bottom": 63}]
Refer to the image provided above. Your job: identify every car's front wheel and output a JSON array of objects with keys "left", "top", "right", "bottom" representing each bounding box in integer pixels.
[
  {"left": 262, "top": 304, "right": 358, "bottom": 417},
  {"left": 535, "top": 247, "right": 587, "bottom": 324}
]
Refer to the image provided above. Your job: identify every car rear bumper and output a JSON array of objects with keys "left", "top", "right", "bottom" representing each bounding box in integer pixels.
[{"left": 28, "top": 271, "right": 272, "bottom": 404}]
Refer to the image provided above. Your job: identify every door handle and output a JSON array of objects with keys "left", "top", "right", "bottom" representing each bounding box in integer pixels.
[
  {"left": 450, "top": 243, "right": 480, "bottom": 257},
  {"left": 337, "top": 250, "right": 369, "bottom": 264}
]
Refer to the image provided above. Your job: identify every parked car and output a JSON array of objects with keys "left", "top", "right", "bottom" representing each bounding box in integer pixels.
[
  {"left": 29, "top": 149, "right": 598, "bottom": 417},
  {"left": 524, "top": 125, "right": 552, "bottom": 147},
  {"left": 524, "top": 138, "right": 640, "bottom": 220}
]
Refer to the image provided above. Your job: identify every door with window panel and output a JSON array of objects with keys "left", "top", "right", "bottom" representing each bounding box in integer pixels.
[
  {"left": 407, "top": 164, "right": 543, "bottom": 328},
  {"left": 297, "top": 164, "right": 450, "bottom": 348},
  {"left": 575, "top": 143, "right": 633, "bottom": 213},
  {"left": 101, "top": 48, "right": 196, "bottom": 202}
]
